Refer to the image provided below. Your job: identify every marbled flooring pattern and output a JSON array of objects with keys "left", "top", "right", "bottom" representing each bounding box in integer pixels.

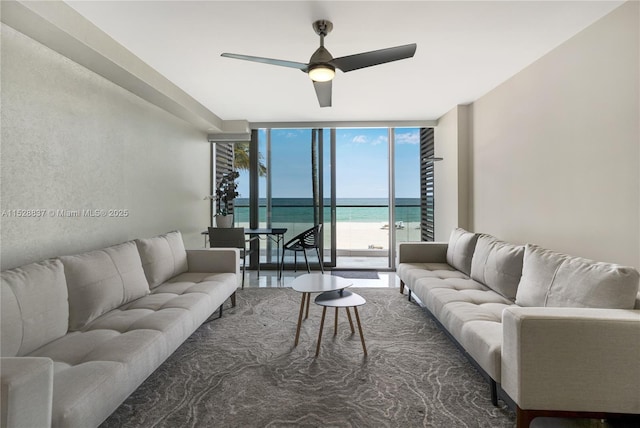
[{"left": 101, "top": 288, "right": 516, "bottom": 427}]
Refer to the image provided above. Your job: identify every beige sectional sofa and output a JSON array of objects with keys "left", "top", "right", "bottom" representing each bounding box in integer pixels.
[
  {"left": 397, "top": 228, "right": 640, "bottom": 427},
  {"left": 1, "top": 231, "right": 239, "bottom": 428}
]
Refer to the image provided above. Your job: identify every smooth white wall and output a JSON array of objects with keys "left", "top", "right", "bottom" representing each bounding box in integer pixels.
[
  {"left": 1, "top": 25, "right": 211, "bottom": 270},
  {"left": 434, "top": 105, "right": 471, "bottom": 241},
  {"left": 469, "top": 2, "right": 639, "bottom": 268}
]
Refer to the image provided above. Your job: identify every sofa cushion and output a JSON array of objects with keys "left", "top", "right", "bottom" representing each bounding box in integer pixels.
[
  {"left": 31, "top": 329, "right": 167, "bottom": 428},
  {"left": 135, "top": 231, "right": 189, "bottom": 288},
  {"left": 61, "top": 241, "right": 150, "bottom": 331},
  {"left": 445, "top": 228, "right": 479, "bottom": 276},
  {"left": 515, "top": 244, "right": 640, "bottom": 309},
  {"left": 470, "top": 234, "right": 524, "bottom": 301},
  {"left": 1, "top": 259, "right": 69, "bottom": 356},
  {"left": 417, "top": 280, "right": 508, "bottom": 321}
]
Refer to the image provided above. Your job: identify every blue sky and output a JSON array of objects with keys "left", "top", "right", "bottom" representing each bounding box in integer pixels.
[{"left": 236, "top": 128, "right": 420, "bottom": 199}]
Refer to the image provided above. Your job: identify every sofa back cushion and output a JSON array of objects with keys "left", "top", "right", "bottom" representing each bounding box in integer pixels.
[
  {"left": 446, "top": 228, "right": 479, "bottom": 276},
  {"left": 470, "top": 234, "right": 524, "bottom": 301},
  {"left": 61, "top": 241, "right": 150, "bottom": 330},
  {"left": 516, "top": 244, "right": 640, "bottom": 309},
  {"left": 1, "top": 259, "right": 69, "bottom": 356},
  {"left": 135, "top": 231, "right": 188, "bottom": 288}
]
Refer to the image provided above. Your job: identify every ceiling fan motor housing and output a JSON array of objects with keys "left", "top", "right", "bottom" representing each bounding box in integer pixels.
[{"left": 309, "top": 46, "right": 334, "bottom": 65}]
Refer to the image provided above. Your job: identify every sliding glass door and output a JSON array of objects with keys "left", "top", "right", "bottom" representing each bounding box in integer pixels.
[
  {"left": 235, "top": 126, "right": 422, "bottom": 271},
  {"left": 392, "top": 128, "right": 422, "bottom": 263},
  {"left": 332, "top": 127, "right": 421, "bottom": 269},
  {"left": 235, "top": 129, "right": 332, "bottom": 270},
  {"left": 334, "top": 128, "right": 390, "bottom": 268}
]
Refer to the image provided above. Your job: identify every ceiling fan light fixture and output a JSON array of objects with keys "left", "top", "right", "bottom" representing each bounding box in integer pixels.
[{"left": 308, "top": 64, "right": 335, "bottom": 82}]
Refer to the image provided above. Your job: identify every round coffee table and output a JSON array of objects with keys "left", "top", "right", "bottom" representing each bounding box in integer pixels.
[
  {"left": 291, "top": 273, "right": 352, "bottom": 346},
  {"left": 314, "top": 289, "right": 367, "bottom": 357}
]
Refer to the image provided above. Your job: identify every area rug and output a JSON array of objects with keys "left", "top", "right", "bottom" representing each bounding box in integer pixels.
[
  {"left": 331, "top": 270, "right": 380, "bottom": 279},
  {"left": 100, "top": 288, "right": 515, "bottom": 428}
]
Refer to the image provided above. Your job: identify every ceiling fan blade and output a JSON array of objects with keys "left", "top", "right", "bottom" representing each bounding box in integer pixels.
[
  {"left": 313, "top": 81, "right": 332, "bottom": 107},
  {"left": 221, "top": 53, "right": 308, "bottom": 71},
  {"left": 331, "top": 43, "right": 417, "bottom": 73}
]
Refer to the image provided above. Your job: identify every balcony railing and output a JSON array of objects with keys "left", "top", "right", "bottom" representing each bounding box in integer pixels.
[{"left": 233, "top": 202, "right": 420, "bottom": 262}]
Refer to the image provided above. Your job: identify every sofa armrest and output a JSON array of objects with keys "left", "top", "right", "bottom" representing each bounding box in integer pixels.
[
  {"left": 186, "top": 249, "right": 239, "bottom": 276},
  {"left": 501, "top": 307, "right": 640, "bottom": 414},
  {"left": 1, "top": 357, "right": 54, "bottom": 428},
  {"left": 397, "top": 242, "right": 448, "bottom": 264}
]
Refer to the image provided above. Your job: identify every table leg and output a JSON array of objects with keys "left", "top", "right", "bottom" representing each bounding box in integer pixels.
[
  {"left": 353, "top": 306, "right": 367, "bottom": 356},
  {"left": 256, "top": 237, "right": 261, "bottom": 279},
  {"left": 345, "top": 307, "right": 354, "bottom": 333},
  {"left": 315, "top": 306, "right": 327, "bottom": 357},
  {"left": 294, "top": 292, "right": 307, "bottom": 346},
  {"left": 276, "top": 235, "right": 281, "bottom": 280},
  {"left": 334, "top": 307, "right": 338, "bottom": 336},
  {"left": 305, "top": 293, "right": 310, "bottom": 319}
]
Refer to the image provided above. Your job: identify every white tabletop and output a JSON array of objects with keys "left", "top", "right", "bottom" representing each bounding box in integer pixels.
[
  {"left": 291, "top": 273, "right": 352, "bottom": 293},
  {"left": 314, "top": 289, "right": 366, "bottom": 307}
]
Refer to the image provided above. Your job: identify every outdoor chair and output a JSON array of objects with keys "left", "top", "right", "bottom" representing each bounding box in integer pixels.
[
  {"left": 281, "top": 224, "right": 324, "bottom": 277},
  {"left": 208, "top": 227, "right": 257, "bottom": 288}
]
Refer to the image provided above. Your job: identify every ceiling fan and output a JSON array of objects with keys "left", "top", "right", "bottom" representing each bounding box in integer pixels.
[{"left": 221, "top": 20, "right": 417, "bottom": 108}]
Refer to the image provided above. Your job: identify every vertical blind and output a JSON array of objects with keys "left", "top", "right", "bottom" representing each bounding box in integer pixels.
[
  {"left": 420, "top": 128, "right": 435, "bottom": 242},
  {"left": 215, "top": 142, "right": 235, "bottom": 214}
]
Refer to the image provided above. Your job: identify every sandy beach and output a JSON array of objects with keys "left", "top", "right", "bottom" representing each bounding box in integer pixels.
[
  {"left": 335, "top": 221, "right": 420, "bottom": 249},
  {"left": 241, "top": 221, "right": 421, "bottom": 250}
]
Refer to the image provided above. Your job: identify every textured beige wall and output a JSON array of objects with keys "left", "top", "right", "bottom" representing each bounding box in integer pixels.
[
  {"left": 1, "top": 25, "right": 210, "bottom": 270},
  {"left": 469, "top": 2, "right": 639, "bottom": 268}
]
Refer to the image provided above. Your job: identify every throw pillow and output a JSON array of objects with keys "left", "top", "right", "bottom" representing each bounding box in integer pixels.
[
  {"left": 471, "top": 234, "right": 524, "bottom": 300},
  {"left": 516, "top": 244, "right": 640, "bottom": 309},
  {"left": 1, "top": 259, "right": 69, "bottom": 356},
  {"left": 470, "top": 234, "right": 495, "bottom": 280},
  {"left": 61, "top": 241, "right": 150, "bottom": 330},
  {"left": 135, "top": 230, "right": 189, "bottom": 288},
  {"left": 445, "top": 227, "right": 479, "bottom": 276}
]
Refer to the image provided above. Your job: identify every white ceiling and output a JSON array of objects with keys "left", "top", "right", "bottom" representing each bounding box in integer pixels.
[{"left": 65, "top": 1, "right": 623, "bottom": 124}]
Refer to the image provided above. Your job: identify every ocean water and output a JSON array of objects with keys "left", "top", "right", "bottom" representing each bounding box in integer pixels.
[{"left": 234, "top": 198, "right": 420, "bottom": 224}]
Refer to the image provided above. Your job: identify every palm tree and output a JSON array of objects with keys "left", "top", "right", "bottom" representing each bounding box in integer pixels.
[{"left": 234, "top": 142, "right": 267, "bottom": 176}]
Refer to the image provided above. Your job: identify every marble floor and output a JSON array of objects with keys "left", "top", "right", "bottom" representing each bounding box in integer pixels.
[{"left": 242, "top": 268, "right": 400, "bottom": 289}]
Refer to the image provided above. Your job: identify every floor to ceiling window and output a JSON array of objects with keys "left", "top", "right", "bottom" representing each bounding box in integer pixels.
[
  {"left": 334, "top": 128, "right": 389, "bottom": 268},
  {"left": 393, "top": 128, "right": 422, "bottom": 261},
  {"left": 234, "top": 126, "right": 424, "bottom": 270},
  {"left": 236, "top": 129, "right": 330, "bottom": 269}
]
